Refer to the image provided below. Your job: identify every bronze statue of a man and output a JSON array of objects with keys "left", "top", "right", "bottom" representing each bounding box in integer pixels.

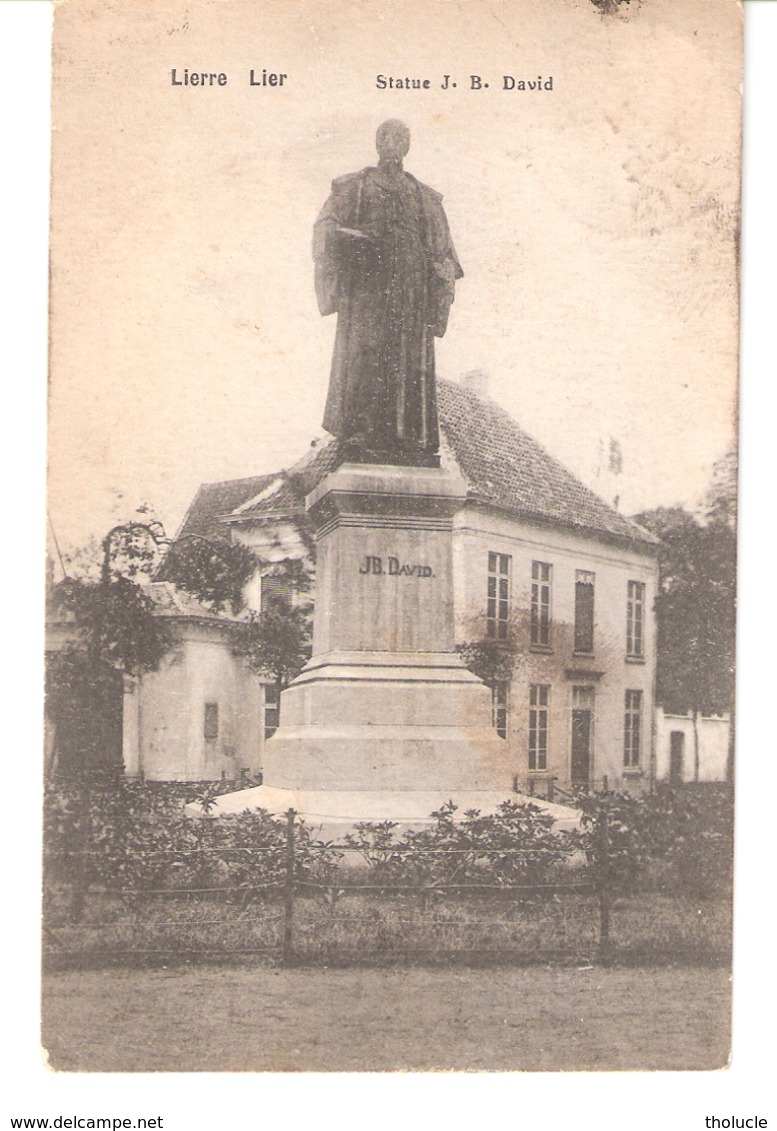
[{"left": 313, "top": 120, "right": 462, "bottom": 461}]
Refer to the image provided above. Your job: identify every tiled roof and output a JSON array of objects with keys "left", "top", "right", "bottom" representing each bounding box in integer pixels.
[
  {"left": 174, "top": 381, "right": 656, "bottom": 548},
  {"left": 175, "top": 438, "right": 347, "bottom": 536},
  {"left": 175, "top": 473, "right": 279, "bottom": 542},
  {"left": 437, "top": 381, "right": 657, "bottom": 546}
]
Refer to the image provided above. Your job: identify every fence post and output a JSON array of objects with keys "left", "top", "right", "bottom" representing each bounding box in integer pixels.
[
  {"left": 597, "top": 804, "right": 611, "bottom": 963},
  {"left": 70, "top": 782, "right": 91, "bottom": 924},
  {"left": 282, "top": 808, "right": 296, "bottom": 965},
  {"left": 70, "top": 847, "right": 88, "bottom": 924}
]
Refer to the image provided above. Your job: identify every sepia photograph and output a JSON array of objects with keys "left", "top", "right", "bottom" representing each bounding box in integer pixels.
[{"left": 24, "top": 0, "right": 753, "bottom": 1080}]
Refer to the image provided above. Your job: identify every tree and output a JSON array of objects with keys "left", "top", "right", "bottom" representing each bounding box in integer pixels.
[
  {"left": 52, "top": 574, "right": 171, "bottom": 675},
  {"left": 46, "top": 522, "right": 173, "bottom": 780},
  {"left": 702, "top": 447, "right": 737, "bottom": 531},
  {"left": 634, "top": 506, "right": 736, "bottom": 782},
  {"left": 235, "top": 559, "right": 314, "bottom": 721},
  {"left": 161, "top": 531, "right": 315, "bottom": 729},
  {"left": 157, "top": 534, "right": 259, "bottom": 614},
  {"left": 241, "top": 604, "right": 313, "bottom": 690},
  {"left": 45, "top": 647, "right": 125, "bottom": 782},
  {"left": 700, "top": 443, "right": 738, "bottom": 782}
]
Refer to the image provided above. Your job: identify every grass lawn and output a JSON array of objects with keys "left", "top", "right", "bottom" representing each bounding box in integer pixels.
[
  {"left": 41, "top": 964, "right": 731, "bottom": 1072},
  {"left": 43, "top": 888, "right": 731, "bottom": 966}
]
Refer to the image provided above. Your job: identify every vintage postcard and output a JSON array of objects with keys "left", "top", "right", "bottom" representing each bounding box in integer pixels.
[{"left": 42, "top": 0, "right": 741, "bottom": 1074}]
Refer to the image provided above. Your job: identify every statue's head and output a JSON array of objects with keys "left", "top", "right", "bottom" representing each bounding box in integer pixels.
[{"left": 376, "top": 120, "right": 411, "bottom": 162}]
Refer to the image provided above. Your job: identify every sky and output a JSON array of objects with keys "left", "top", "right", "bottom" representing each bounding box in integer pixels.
[{"left": 47, "top": 0, "right": 742, "bottom": 555}]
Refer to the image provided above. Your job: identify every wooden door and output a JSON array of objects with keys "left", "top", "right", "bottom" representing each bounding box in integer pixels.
[
  {"left": 670, "top": 731, "right": 685, "bottom": 782},
  {"left": 571, "top": 708, "right": 591, "bottom": 785}
]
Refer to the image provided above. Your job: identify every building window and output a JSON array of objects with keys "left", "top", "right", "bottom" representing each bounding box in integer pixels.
[
  {"left": 264, "top": 684, "right": 280, "bottom": 740},
  {"left": 530, "top": 561, "right": 552, "bottom": 647},
  {"left": 487, "top": 552, "right": 511, "bottom": 640},
  {"left": 261, "top": 573, "right": 292, "bottom": 611},
  {"left": 528, "top": 684, "right": 549, "bottom": 770},
  {"left": 491, "top": 680, "right": 509, "bottom": 739},
  {"left": 627, "top": 580, "right": 645, "bottom": 658},
  {"left": 203, "top": 702, "right": 219, "bottom": 741},
  {"left": 574, "top": 570, "right": 595, "bottom": 653},
  {"left": 624, "top": 689, "right": 642, "bottom": 768}
]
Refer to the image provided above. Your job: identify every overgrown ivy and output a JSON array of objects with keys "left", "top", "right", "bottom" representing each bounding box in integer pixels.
[{"left": 46, "top": 570, "right": 173, "bottom": 781}]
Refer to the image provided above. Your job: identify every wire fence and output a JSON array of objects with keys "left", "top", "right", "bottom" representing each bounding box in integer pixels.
[
  {"left": 42, "top": 808, "right": 627, "bottom": 968},
  {"left": 525, "top": 776, "right": 613, "bottom": 804}
]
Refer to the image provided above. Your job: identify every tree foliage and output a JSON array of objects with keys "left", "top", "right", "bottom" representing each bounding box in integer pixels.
[
  {"left": 633, "top": 506, "right": 736, "bottom": 720},
  {"left": 702, "top": 447, "right": 737, "bottom": 531},
  {"left": 232, "top": 558, "right": 314, "bottom": 701},
  {"left": 57, "top": 509, "right": 167, "bottom": 585},
  {"left": 158, "top": 535, "right": 259, "bottom": 614},
  {"left": 239, "top": 604, "right": 313, "bottom": 690},
  {"left": 49, "top": 575, "right": 171, "bottom": 676},
  {"left": 45, "top": 648, "right": 125, "bottom": 782}
]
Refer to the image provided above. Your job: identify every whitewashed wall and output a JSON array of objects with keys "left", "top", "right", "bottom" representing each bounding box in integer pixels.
[{"left": 655, "top": 708, "right": 730, "bottom": 784}]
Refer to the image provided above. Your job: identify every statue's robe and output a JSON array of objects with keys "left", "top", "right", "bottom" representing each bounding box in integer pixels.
[{"left": 313, "top": 166, "right": 462, "bottom": 456}]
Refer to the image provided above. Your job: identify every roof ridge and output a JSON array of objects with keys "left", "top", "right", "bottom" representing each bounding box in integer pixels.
[
  {"left": 231, "top": 473, "right": 289, "bottom": 515},
  {"left": 437, "top": 379, "right": 656, "bottom": 545},
  {"left": 195, "top": 470, "right": 279, "bottom": 491}
]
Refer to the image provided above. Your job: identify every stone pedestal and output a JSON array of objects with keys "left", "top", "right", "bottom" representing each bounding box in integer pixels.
[{"left": 261, "top": 463, "right": 514, "bottom": 795}]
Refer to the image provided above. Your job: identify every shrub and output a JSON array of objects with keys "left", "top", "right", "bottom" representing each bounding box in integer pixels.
[
  {"left": 43, "top": 781, "right": 340, "bottom": 898},
  {"left": 344, "top": 800, "right": 575, "bottom": 889},
  {"left": 570, "top": 784, "right": 733, "bottom": 899}
]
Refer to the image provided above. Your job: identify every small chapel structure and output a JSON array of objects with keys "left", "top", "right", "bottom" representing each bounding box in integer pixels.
[{"left": 116, "top": 374, "right": 660, "bottom": 796}]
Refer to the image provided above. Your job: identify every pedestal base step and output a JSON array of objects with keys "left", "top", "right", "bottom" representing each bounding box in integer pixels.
[{"left": 185, "top": 784, "right": 581, "bottom": 842}]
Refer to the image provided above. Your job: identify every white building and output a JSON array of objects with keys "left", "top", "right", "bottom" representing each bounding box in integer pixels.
[
  {"left": 45, "top": 582, "right": 264, "bottom": 784},
  {"left": 655, "top": 707, "right": 731, "bottom": 784},
  {"left": 165, "top": 377, "right": 660, "bottom": 793},
  {"left": 120, "top": 584, "right": 263, "bottom": 783}
]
